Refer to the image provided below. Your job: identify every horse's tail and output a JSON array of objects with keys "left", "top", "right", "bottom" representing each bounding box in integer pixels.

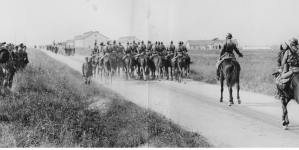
[{"left": 225, "top": 61, "right": 239, "bottom": 87}]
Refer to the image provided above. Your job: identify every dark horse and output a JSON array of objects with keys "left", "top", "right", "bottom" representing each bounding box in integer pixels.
[
  {"left": 136, "top": 54, "right": 149, "bottom": 81},
  {"left": 151, "top": 54, "right": 164, "bottom": 81},
  {"left": 103, "top": 55, "right": 117, "bottom": 84},
  {"left": 280, "top": 74, "right": 299, "bottom": 130},
  {"left": 123, "top": 54, "right": 134, "bottom": 80},
  {"left": 219, "top": 59, "right": 241, "bottom": 106}
]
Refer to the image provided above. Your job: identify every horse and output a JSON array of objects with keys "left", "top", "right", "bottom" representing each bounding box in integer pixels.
[
  {"left": 123, "top": 54, "right": 134, "bottom": 80},
  {"left": 219, "top": 59, "right": 241, "bottom": 106},
  {"left": 164, "top": 53, "right": 175, "bottom": 81},
  {"left": 176, "top": 55, "right": 187, "bottom": 84},
  {"left": 116, "top": 53, "right": 125, "bottom": 77},
  {"left": 136, "top": 53, "right": 149, "bottom": 81},
  {"left": 151, "top": 54, "right": 164, "bottom": 81},
  {"left": 103, "top": 54, "right": 117, "bottom": 84},
  {"left": 95, "top": 55, "right": 105, "bottom": 81}
]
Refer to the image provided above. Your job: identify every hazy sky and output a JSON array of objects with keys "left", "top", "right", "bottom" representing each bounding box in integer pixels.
[{"left": 1, "top": 0, "right": 299, "bottom": 47}]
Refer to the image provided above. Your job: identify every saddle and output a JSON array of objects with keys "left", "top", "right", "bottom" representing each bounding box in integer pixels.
[{"left": 216, "top": 53, "right": 236, "bottom": 69}]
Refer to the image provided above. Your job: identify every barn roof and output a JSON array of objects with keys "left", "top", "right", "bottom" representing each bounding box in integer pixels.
[{"left": 187, "top": 39, "right": 238, "bottom": 46}]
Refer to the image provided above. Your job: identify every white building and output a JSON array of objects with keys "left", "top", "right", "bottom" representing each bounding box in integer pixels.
[
  {"left": 74, "top": 31, "right": 109, "bottom": 48},
  {"left": 241, "top": 46, "right": 272, "bottom": 50}
]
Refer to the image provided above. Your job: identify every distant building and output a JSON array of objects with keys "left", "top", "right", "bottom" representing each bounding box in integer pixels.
[
  {"left": 66, "top": 39, "right": 75, "bottom": 47},
  {"left": 116, "top": 36, "right": 141, "bottom": 48},
  {"left": 74, "top": 31, "right": 109, "bottom": 48},
  {"left": 241, "top": 46, "right": 272, "bottom": 50},
  {"left": 186, "top": 38, "right": 238, "bottom": 50}
]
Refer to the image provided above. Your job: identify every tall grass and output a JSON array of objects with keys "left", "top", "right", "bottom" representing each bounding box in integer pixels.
[
  {"left": 0, "top": 48, "right": 211, "bottom": 147},
  {"left": 189, "top": 49, "right": 278, "bottom": 95}
]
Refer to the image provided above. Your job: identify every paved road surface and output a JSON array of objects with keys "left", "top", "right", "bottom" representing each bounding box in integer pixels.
[{"left": 40, "top": 49, "right": 299, "bottom": 147}]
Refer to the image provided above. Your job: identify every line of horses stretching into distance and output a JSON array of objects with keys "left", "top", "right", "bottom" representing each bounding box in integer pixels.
[{"left": 87, "top": 51, "right": 191, "bottom": 85}]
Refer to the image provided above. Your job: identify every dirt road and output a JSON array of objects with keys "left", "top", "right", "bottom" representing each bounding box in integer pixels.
[{"left": 41, "top": 49, "right": 299, "bottom": 147}]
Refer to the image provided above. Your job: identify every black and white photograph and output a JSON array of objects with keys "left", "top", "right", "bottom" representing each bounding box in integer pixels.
[{"left": 0, "top": 0, "right": 299, "bottom": 148}]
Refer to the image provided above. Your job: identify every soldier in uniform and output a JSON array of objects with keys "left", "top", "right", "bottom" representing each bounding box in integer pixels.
[
  {"left": 82, "top": 57, "right": 93, "bottom": 85},
  {"left": 118, "top": 42, "right": 125, "bottom": 54},
  {"left": 216, "top": 33, "right": 243, "bottom": 80},
  {"left": 146, "top": 41, "right": 153, "bottom": 56},
  {"left": 135, "top": 41, "right": 146, "bottom": 57},
  {"left": 273, "top": 43, "right": 288, "bottom": 99},
  {"left": 168, "top": 41, "right": 176, "bottom": 54},
  {"left": 122, "top": 42, "right": 132, "bottom": 60},
  {"left": 99, "top": 42, "right": 105, "bottom": 53},
  {"left": 112, "top": 40, "right": 118, "bottom": 53},
  {"left": 23, "top": 46, "right": 29, "bottom": 67},
  {"left": 99, "top": 41, "right": 112, "bottom": 63},
  {"left": 92, "top": 42, "right": 98, "bottom": 55}
]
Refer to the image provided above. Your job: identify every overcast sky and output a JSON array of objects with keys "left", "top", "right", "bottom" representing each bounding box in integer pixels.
[{"left": 1, "top": 0, "right": 299, "bottom": 47}]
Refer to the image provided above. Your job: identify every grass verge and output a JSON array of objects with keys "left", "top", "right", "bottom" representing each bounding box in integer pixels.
[{"left": 0, "top": 48, "right": 211, "bottom": 147}]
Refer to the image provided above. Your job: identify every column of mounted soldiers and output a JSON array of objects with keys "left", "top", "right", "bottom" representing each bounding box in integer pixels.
[
  {"left": 43, "top": 42, "right": 75, "bottom": 56},
  {"left": 0, "top": 42, "right": 29, "bottom": 89},
  {"left": 82, "top": 39, "right": 193, "bottom": 84}
]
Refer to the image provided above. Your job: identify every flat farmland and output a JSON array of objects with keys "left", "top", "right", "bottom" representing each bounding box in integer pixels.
[{"left": 189, "top": 49, "right": 278, "bottom": 96}]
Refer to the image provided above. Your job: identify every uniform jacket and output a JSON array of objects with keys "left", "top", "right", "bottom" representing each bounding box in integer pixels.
[
  {"left": 82, "top": 61, "right": 92, "bottom": 77},
  {"left": 220, "top": 39, "right": 242, "bottom": 57}
]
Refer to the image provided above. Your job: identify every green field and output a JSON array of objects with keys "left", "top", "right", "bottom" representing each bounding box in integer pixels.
[
  {"left": 0, "top": 49, "right": 211, "bottom": 148},
  {"left": 189, "top": 49, "right": 278, "bottom": 96}
]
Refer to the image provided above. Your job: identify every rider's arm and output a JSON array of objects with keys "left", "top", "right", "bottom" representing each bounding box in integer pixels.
[{"left": 233, "top": 44, "right": 243, "bottom": 57}]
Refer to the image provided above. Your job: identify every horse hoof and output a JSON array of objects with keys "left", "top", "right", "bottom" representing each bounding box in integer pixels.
[
  {"left": 159, "top": 79, "right": 161, "bottom": 81},
  {"left": 283, "top": 125, "right": 288, "bottom": 130},
  {"left": 220, "top": 99, "right": 223, "bottom": 102},
  {"left": 228, "top": 102, "right": 232, "bottom": 106},
  {"left": 238, "top": 99, "right": 241, "bottom": 104}
]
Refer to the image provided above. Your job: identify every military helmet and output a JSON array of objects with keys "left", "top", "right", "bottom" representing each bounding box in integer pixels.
[
  {"left": 107, "top": 41, "right": 110, "bottom": 44},
  {"left": 181, "top": 41, "right": 184, "bottom": 44},
  {"left": 141, "top": 41, "right": 144, "bottom": 43},
  {"left": 119, "top": 42, "right": 121, "bottom": 45},
  {"left": 85, "top": 57, "right": 88, "bottom": 60},
  {"left": 127, "top": 42, "right": 129, "bottom": 45},
  {"left": 155, "top": 41, "right": 157, "bottom": 44},
  {"left": 113, "top": 40, "right": 116, "bottom": 43},
  {"left": 289, "top": 38, "right": 299, "bottom": 46},
  {"left": 133, "top": 40, "right": 135, "bottom": 43},
  {"left": 226, "top": 33, "right": 233, "bottom": 39},
  {"left": 171, "top": 41, "right": 173, "bottom": 44},
  {"left": 161, "top": 42, "right": 163, "bottom": 44},
  {"left": 178, "top": 41, "right": 181, "bottom": 44},
  {"left": 158, "top": 41, "right": 160, "bottom": 44},
  {"left": 148, "top": 41, "right": 150, "bottom": 43}
]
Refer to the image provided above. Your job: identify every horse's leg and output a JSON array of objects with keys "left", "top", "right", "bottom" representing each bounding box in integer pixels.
[
  {"left": 281, "top": 98, "right": 291, "bottom": 130},
  {"left": 237, "top": 79, "right": 241, "bottom": 104},
  {"left": 220, "top": 73, "right": 224, "bottom": 102},
  {"left": 228, "top": 87, "right": 234, "bottom": 106},
  {"left": 143, "top": 67, "right": 147, "bottom": 81},
  {"left": 184, "top": 68, "right": 186, "bottom": 84}
]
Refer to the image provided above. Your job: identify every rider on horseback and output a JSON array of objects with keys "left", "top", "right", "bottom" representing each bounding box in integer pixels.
[
  {"left": 216, "top": 33, "right": 243, "bottom": 81},
  {"left": 276, "top": 38, "right": 299, "bottom": 100},
  {"left": 146, "top": 41, "right": 153, "bottom": 56},
  {"left": 172, "top": 41, "right": 184, "bottom": 61},
  {"left": 134, "top": 41, "right": 147, "bottom": 58},
  {"left": 122, "top": 42, "right": 133, "bottom": 60},
  {"left": 99, "top": 41, "right": 112, "bottom": 64},
  {"left": 118, "top": 42, "right": 125, "bottom": 54},
  {"left": 92, "top": 42, "right": 99, "bottom": 55}
]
